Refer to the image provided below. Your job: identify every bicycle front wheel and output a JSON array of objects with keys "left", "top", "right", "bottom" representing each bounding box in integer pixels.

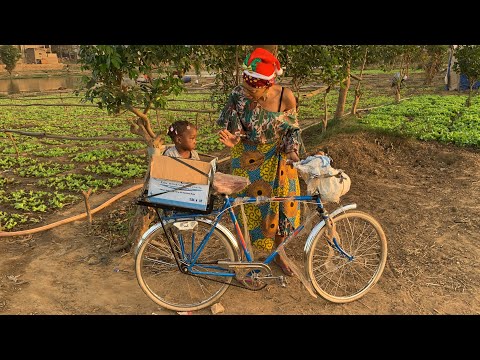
[
  {"left": 306, "top": 211, "right": 387, "bottom": 303},
  {"left": 135, "top": 219, "right": 237, "bottom": 312}
]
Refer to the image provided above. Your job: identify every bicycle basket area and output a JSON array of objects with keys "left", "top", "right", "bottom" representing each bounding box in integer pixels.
[
  {"left": 147, "top": 154, "right": 217, "bottom": 211},
  {"left": 292, "top": 155, "right": 351, "bottom": 203}
]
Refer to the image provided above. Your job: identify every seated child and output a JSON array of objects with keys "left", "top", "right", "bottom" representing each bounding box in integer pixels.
[
  {"left": 163, "top": 120, "right": 200, "bottom": 160},
  {"left": 164, "top": 120, "right": 250, "bottom": 195}
]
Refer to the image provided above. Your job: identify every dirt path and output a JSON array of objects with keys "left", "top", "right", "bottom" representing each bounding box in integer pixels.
[{"left": 1, "top": 131, "right": 478, "bottom": 315}]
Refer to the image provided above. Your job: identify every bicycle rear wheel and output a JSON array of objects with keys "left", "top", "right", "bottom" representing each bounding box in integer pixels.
[
  {"left": 135, "top": 219, "right": 237, "bottom": 312},
  {"left": 306, "top": 211, "right": 387, "bottom": 303}
]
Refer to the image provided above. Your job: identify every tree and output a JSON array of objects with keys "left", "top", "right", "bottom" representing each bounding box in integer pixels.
[
  {"left": 78, "top": 45, "right": 200, "bottom": 251},
  {"left": 278, "top": 45, "right": 329, "bottom": 107},
  {"left": 350, "top": 46, "right": 369, "bottom": 115},
  {"left": 0, "top": 45, "right": 22, "bottom": 75},
  {"left": 453, "top": 45, "right": 480, "bottom": 107},
  {"left": 51, "top": 45, "right": 80, "bottom": 61},
  {"left": 420, "top": 45, "right": 449, "bottom": 85},
  {"left": 374, "top": 45, "right": 423, "bottom": 103},
  {"left": 198, "top": 45, "right": 250, "bottom": 111},
  {"left": 330, "top": 45, "right": 364, "bottom": 120}
]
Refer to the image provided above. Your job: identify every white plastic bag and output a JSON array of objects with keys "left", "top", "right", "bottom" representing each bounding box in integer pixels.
[{"left": 293, "top": 155, "right": 351, "bottom": 203}]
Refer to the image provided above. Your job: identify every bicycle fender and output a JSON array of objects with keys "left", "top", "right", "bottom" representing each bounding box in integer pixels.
[
  {"left": 135, "top": 218, "right": 241, "bottom": 258},
  {"left": 135, "top": 219, "right": 173, "bottom": 257},
  {"left": 303, "top": 203, "right": 357, "bottom": 254}
]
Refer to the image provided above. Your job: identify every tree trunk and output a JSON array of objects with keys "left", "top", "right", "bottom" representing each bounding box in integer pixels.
[
  {"left": 351, "top": 49, "right": 368, "bottom": 115},
  {"left": 120, "top": 109, "right": 165, "bottom": 254},
  {"left": 125, "top": 147, "right": 162, "bottom": 254},
  {"left": 351, "top": 93, "right": 360, "bottom": 115},
  {"left": 127, "top": 200, "right": 156, "bottom": 252},
  {"left": 467, "top": 84, "right": 473, "bottom": 107},
  {"left": 423, "top": 54, "right": 442, "bottom": 86},
  {"left": 334, "top": 62, "right": 351, "bottom": 120},
  {"left": 235, "top": 45, "right": 240, "bottom": 86},
  {"left": 322, "top": 87, "right": 330, "bottom": 132},
  {"left": 395, "top": 86, "right": 401, "bottom": 103}
]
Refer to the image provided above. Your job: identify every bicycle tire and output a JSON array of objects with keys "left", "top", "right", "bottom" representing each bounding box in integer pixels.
[
  {"left": 306, "top": 211, "right": 387, "bottom": 303},
  {"left": 135, "top": 219, "right": 237, "bottom": 312}
]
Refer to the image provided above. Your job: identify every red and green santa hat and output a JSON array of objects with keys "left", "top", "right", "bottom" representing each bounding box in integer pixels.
[{"left": 242, "top": 48, "right": 283, "bottom": 87}]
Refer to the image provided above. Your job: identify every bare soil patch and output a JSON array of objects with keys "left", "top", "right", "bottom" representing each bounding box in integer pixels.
[{"left": 1, "top": 131, "right": 478, "bottom": 315}]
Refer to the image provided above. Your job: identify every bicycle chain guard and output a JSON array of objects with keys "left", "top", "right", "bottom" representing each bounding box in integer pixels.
[{"left": 218, "top": 261, "right": 273, "bottom": 290}]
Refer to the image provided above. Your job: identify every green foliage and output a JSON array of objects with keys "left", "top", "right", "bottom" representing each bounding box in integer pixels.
[
  {"left": 39, "top": 174, "right": 123, "bottom": 192},
  {"left": 2, "top": 59, "right": 480, "bottom": 230},
  {"left": 359, "top": 95, "right": 480, "bottom": 146},
  {"left": 78, "top": 45, "right": 198, "bottom": 115},
  {"left": 453, "top": 45, "right": 480, "bottom": 83},
  {"left": 71, "top": 149, "right": 120, "bottom": 162},
  {"left": 0, "top": 211, "right": 29, "bottom": 231},
  {"left": 85, "top": 161, "right": 147, "bottom": 178},
  {"left": 419, "top": 45, "right": 449, "bottom": 85},
  {"left": 0, "top": 45, "right": 22, "bottom": 75},
  {"left": 197, "top": 45, "right": 250, "bottom": 111},
  {"left": 278, "top": 45, "right": 331, "bottom": 99},
  {"left": 0, "top": 156, "right": 37, "bottom": 170},
  {"left": 453, "top": 45, "right": 480, "bottom": 106},
  {"left": 6, "top": 189, "right": 78, "bottom": 212},
  {"left": 0, "top": 176, "right": 16, "bottom": 187},
  {"left": 16, "top": 162, "right": 75, "bottom": 178},
  {"left": 32, "top": 146, "right": 80, "bottom": 157}
]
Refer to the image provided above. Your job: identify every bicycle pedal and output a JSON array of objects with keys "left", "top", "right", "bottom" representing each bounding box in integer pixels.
[{"left": 278, "top": 276, "right": 288, "bottom": 287}]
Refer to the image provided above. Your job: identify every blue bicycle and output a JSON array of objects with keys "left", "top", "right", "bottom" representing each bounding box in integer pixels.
[{"left": 134, "top": 191, "right": 387, "bottom": 312}]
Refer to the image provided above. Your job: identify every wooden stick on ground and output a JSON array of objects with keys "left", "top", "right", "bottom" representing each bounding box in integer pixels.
[{"left": 81, "top": 188, "right": 93, "bottom": 225}]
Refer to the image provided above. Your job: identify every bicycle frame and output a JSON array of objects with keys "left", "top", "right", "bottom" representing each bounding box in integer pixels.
[{"left": 136, "top": 194, "right": 357, "bottom": 279}]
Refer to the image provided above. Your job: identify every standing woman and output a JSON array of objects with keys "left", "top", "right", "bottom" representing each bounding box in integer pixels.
[{"left": 217, "top": 47, "right": 302, "bottom": 276}]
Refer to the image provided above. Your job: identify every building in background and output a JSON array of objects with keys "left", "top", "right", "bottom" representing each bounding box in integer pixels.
[
  {"left": 50, "top": 45, "right": 80, "bottom": 61},
  {"left": 16, "top": 45, "right": 59, "bottom": 64}
]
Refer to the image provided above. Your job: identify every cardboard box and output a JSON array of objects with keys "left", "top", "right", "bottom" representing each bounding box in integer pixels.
[{"left": 147, "top": 154, "right": 217, "bottom": 211}]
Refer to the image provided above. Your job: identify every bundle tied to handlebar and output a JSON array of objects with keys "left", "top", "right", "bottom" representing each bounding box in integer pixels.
[{"left": 292, "top": 154, "right": 351, "bottom": 204}]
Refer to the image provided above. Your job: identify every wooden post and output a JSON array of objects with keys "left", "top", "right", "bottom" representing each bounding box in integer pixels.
[
  {"left": 6, "top": 132, "right": 20, "bottom": 158},
  {"left": 81, "top": 188, "right": 93, "bottom": 225}
]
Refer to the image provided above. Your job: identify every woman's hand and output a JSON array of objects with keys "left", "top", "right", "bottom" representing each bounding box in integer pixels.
[
  {"left": 218, "top": 129, "right": 240, "bottom": 148},
  {"left": 286, "top": 151, "right": 300, "bottom": 162}
]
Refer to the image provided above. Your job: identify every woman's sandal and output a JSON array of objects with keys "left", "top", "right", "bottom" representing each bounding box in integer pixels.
[{"left": 274, "top": 257, "right": 295, "bottom": 277}]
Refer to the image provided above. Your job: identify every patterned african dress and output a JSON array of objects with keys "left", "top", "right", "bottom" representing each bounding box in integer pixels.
[{"left": 217, "top": 85, "right": 301, "bottom": 251}]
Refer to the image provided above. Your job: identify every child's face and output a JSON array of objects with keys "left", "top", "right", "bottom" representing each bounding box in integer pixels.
[{"left": 176, "top": 127, "right": 197, "bottom": 152}]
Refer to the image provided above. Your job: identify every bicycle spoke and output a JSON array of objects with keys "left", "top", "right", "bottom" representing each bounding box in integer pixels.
[
  {"left": 136, "top": 220, "right": 236, "bottom": 312},
  {"left": 307, "top": 211, "right": 387, "bottom": 303}
]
